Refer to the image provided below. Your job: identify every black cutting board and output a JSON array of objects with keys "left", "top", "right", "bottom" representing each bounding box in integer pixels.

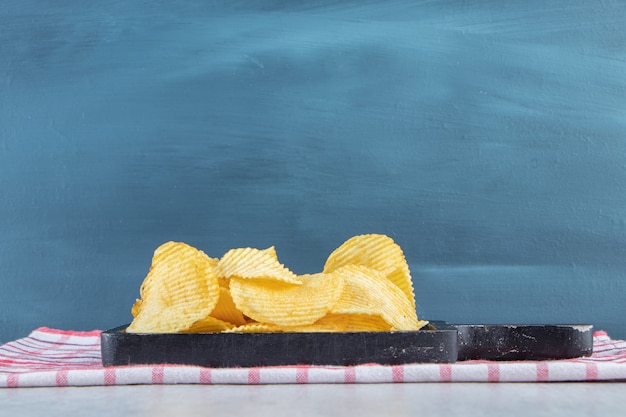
[
  {"left": 100, "top": 322, "right": 593, "bottom": 368},
  {"left": 101, "top": 322, "right": 458, "bottom": 367},
  {"left": 455, "top": 324, "right": 594, "bottom": 361}
]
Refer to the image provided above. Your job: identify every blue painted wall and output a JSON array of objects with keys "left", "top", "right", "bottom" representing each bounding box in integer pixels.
[{"left": 1, "top": 1, "right": 625, "bottom": 343}]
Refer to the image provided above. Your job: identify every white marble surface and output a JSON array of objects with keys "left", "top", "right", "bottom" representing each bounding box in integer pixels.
[{"left": 1, "top": 383, "right": 624, "bottom": 417}]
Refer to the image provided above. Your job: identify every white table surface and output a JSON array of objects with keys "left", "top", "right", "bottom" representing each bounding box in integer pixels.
[{"left": 1, "top": 383, "right": 624, "bottom": 417}]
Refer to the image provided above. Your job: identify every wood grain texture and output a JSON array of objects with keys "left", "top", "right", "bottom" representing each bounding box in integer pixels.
[{"left": 1, "top": 1, "right": 625, "bottom": 343}]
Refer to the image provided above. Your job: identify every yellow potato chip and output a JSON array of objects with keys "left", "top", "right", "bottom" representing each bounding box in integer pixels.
[
  {"left": 323, "top": 234, "right": 416, "bottom": 308},
  {"left": 330, "top": 264, "right": 423, "bottom": 331},
  {"left": 184, "top": 316, "right": 235, "bottom": 333},
  {"left": 131, "top": 298, "right": 142, "bottom": 318},
  {"left": 126, "top": 241, "right": 221, "bottom": 333},
  {"left": 229, "top": 272, "right": 344, "bottom": 327},
  {"left": 416, "top": 320, "right": 430, "bottom": 330},
  {"left": 216, "top": 247, "right": 301, "bottom": 285},
  {"left": 204, "top": 254, "right": 219, "bottom": 268},
  {"left": 209, "top": 287, "right": 247, "bottom": 326},
  {"left": 138, "top": 243, "right": 219, "bottom": 299},
  {"left": 126, "top": 235, "right": 428, "bottom": 335},
  {"left": 339, "top": 314, "right": 394, "bottom": 332},
  {"left": 262, "top": 245, "right": 278, "bottom": 259},
  {"left": 223, "top": 322, "right": 283, "bottom": 333},
  {"left": 278, "top": 314, "right": 350, "bottom": 332}
]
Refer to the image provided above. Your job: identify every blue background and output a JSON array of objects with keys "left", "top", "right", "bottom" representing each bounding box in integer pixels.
[{"left": 1, "top": 1, "right": 625, "bottom": 343}]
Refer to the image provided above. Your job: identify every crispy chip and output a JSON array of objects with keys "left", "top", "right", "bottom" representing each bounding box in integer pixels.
[
  {"left": 223, "top": 323, "right": 283, "bottom": 333},
  {"left": 229, "top": 272, "right": 344, "bottom": 327},
  {"left": 209, "top": 287, "right": 247, "bottom": 326},
  {"left": 127, "top": 235, "right": 428, "bottom": 335},
  {"left": 278, "top": 314, "right": 350, "bottom": 332},
  {"left": 323, "top": 234, "right": 416, "bottom": 308},
  {"left": 205, "top": 254, "right": 219, "bottom": 269},
  {"left": 126, "top": 241, "right": 221, "bottom": 333},
  {"left": 330, "top": 264, "right": 423, "bottom": 331},
  {"left": 216, "top": 247, "right": 301, "bottom": 284},
  {"left": 416, "top": 320, "right": 430, "bottom": 330},
  {"left": 262, "top": 245, "right": 278, "bottom": 259},
  {"left": 184, "top": 316, "right": 234, "bottom": 333},
  {"left": 131, "top": 298, "right": 142, "bottom": 318},
  {"left": 339, "top": 314, "right": 394, "bottom": 332},
  {"left": 138, "top": 244, "right": 217, "bottom": 298}
]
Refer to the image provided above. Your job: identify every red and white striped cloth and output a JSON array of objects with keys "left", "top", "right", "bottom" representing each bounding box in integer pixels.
[{"left": 1, "top": 328, "right": 625, "bottom": 387}]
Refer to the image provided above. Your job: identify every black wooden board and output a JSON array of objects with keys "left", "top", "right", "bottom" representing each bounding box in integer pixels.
[
  {"left": 100, "top": 322, "right": 458, "bottom": 367},
  {"left": 100, "top": 322, "right": 593, "bottom": 368},
  {"left": 455, "top": 324, "right": 594, "bottom": 361}
]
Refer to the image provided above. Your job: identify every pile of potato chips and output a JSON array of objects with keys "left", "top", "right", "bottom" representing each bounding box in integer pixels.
[{"left": 126, "top": 234, "right": 428, "bottom": 333}]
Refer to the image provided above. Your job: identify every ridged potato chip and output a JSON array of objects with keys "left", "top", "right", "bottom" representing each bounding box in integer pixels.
[
  {"left": 223, "top": 322, "right": 282, "bottom": 333},
  {"left": 229, "top": 272, "right": 344, "bottom": 327},
  {"left": 330, "top": 264, "right": 423, "bottom": 331},
  {"left": 278, "top": 314, "right": 350, "bottom": 333},
  {"left": 126, "top": 241, "right": 221, "bottom": 333},
  {"left": 138, "top": 243, "right": 218, "bottom": 299},
  {"left": 126, "top": 234, "right": 428, "bottom": 335},
  {"left": 416, "top": 320, "right": 430, "bottom": 330},
  {"left": 323, "top": 234, "right": 416, "bottom": 308},
  {"left": 131, "top": 298, "right": 142, "bottom": 317},
  {"left": 216, "top": 246, "right": 301, "bottom": 285},
  {"left": 338, "top": 314, "right": 393, "bottom": 332},
  {"left": 185, "top": 316, "right": 235, "bottom": 333},
  {"left": 209, "top": 287, "right": 247, "bottom": 326}
]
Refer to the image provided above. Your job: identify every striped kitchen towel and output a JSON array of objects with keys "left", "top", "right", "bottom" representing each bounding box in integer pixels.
[{"left": 1, "top": 328, "right": 625, "bottom": 387}]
